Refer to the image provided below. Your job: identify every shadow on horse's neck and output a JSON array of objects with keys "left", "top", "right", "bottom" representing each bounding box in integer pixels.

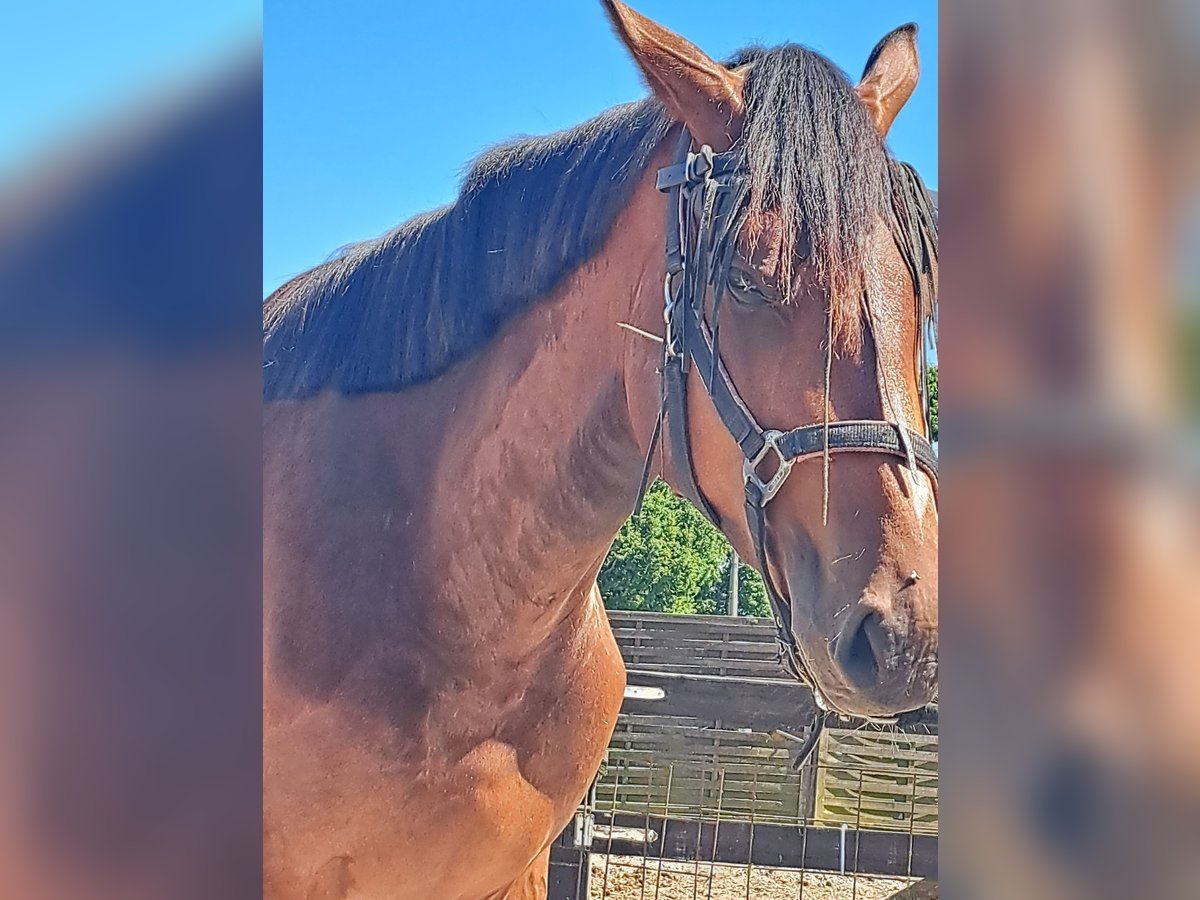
[
  {"left": 405, "top": 165, "right": 669, "bottom": 650},
  {"left": 265, "top": 145, "right": 673, "bottom": 701}
]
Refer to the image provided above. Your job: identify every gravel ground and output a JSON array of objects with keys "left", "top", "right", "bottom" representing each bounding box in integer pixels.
[{"left": 588, "top": 855, "right": 920, "bottom": 900}]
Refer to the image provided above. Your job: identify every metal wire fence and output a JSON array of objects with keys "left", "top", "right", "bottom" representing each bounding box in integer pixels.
[
  {"left": 549, "top": 614, "right": 938, "bottom": 900},
  {"left": 552, "top": 725, "right": 938, "bottom": 900}
]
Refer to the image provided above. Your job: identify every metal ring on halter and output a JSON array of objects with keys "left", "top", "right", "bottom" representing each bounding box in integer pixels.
[{"left": 743, "top": 429, "right": 795, "bottom": 504}]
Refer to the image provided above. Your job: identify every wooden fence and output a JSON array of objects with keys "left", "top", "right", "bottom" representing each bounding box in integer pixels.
[
  {"left": 608, "top": 611, "right": 788, "bottom": 679},
  {"left": 600, "top": 611, "right": 938, "bottom": 835},
  {"left": 549, "top": 611, "right": 939, "bottom": 898},
  {"left": 815, "top": 727, "right": 939, "bottom": 834}
]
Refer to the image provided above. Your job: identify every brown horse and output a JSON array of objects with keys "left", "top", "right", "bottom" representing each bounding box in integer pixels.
[{"left": 263, "top": 3, "right": 937, "bottom": 897}]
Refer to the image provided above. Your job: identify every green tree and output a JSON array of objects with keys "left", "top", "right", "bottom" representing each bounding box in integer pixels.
[
  {"left": 927, "top": 364, "right": 938, "bottom": 442},
  {"left": 598, "top": 482, "right": 729, "bottom": 613},
  {"left": 698, "top": 557, "right": 770, "bottom": 617},
  {"left": 599, "top": 481, "right": 772, "bottom": 616}
]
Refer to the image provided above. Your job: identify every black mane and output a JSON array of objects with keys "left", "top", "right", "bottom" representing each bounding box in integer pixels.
[
  {"left": 264, "top": 44, "right": 935, "bottom": 400},
  {"left": 263, "top": 100, "right": 672, "bottom": 400}
]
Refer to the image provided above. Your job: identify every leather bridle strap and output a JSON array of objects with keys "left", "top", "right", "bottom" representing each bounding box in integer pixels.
[
  {"left": 677, "top": 293, "right": 939, "bottom": 494},
  {"left": 666, "top": 288, "right": 937, "bottom": 688},
  {"left": 636, "top": 128, "right": 938, "bottom": 711}
]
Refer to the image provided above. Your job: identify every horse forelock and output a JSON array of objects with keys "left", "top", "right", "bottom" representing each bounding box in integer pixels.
[{"left": 731, "top": 44, "right": 937, "bottom": 352}]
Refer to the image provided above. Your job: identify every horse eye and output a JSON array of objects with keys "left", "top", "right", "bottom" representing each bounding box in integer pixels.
[{"left": 728, "top": 269, "right": 770, "bottom": 306}]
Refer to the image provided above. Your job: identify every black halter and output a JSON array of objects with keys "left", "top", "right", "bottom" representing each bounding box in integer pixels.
[{"left": 635, "top": 130, "right": 938, "bottom": 710}]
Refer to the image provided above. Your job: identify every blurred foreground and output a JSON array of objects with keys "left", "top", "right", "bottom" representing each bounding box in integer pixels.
[
  {"left": 941, "top": 0, "right": 1199, "bottom": 897},
  {"left": 0, "top": 31, "right": 262, "bottom": 900}
]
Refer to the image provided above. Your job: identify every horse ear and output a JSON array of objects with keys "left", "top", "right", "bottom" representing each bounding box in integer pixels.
[
  {"left": 601, "top": 0, "right": 744, "bottom": 149},
  {"left": 856, "top": 24, "right": 920, "bottom": 137}
]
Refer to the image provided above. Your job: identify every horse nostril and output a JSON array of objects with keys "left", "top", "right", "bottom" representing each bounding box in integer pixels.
[{"left": 838, "top": 611, "right": 891, "bottom": 689}]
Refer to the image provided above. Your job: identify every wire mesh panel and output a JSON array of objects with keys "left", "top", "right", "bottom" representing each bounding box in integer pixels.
[
  {"left": 583, "top": 752, "right": 937, "bottom": 900},
  {"left": 548, "top": 613, "right": 938, "bottom": 900},
  {"left": 598, "top": 717, "right": 803, "bottom": 823}
]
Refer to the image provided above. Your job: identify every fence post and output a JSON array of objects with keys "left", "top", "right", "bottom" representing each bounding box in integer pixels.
[{"left": 727, "top": 550, "right": 739, "bottom": 617}]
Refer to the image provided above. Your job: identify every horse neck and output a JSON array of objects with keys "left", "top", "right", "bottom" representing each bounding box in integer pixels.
[{"left": 415, "top": 162, "right": 670, "bottom": 651}]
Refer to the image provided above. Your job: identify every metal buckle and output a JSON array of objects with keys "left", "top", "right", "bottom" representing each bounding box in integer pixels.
[
  {"left": 662, "top": 273, "right": 680, "bottom": 358},
  {"left": 687, "top": 145, "right": 714, "bottom": 183},
  {"left": 743, "top": 429, "right": 794, "bottom": 503}
]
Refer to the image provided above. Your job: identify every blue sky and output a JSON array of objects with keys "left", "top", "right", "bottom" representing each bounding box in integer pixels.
[
  {"left": 0, "top": 1, "right": 259, "bottom": 174},
  {"left": 265, "top": 1, "right": 937, "bottom": 295}
]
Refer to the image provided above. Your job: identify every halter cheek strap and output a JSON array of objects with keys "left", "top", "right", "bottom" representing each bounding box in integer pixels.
[{"left": 634, "top": 129, "right": 938, "bottom": 721}]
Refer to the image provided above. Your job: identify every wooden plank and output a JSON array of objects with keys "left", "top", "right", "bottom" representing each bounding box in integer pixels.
[
  {"left": 618, "top": 652, "right": 782, "bottom": 665},
  {"left": 609, "top": 626, "right": 778, "bottom": 640},
  {"left": 599, "top": 779, "right": 797, "bottom": 799},
  {"left": 614, "top": 653, "right": 782, "bottom": 666},
  {"left": 617, "top": 636, "right": 783, "bottom": 652},
  {"left": 605, "top": 761, "right": 801, "bottom": 781},
  {"left": 819, "top": 785, "right": 940, "bottom": 804},
  {"left": 613, "top": 717, "right": 801, "bottom": 736},
  {"left": 819, "top": 769, "right": 940, "bottom": 788},
  {"left": 607, "top": 734, "right": 778, "bottom": 747},
  {"left": 821, "top": 731, "right": 938, "bottom": 755},
  {"left": 616, "top": 648, "right": 782, "bottom": 661},
  {"left": 614, "top": 642, "right": 782, "bottom": 656},
  {"left": 619, "top": 669, "right": 819, "bottom": 735},
  {"left": 607, "top": 735, "right": 791, "bottom": 750},
  {"left": 814, "top": 727, "right": 939, "bottom": 834},
  {"left": 621, "top": 669, "right": 940, "bottom": 723},
  {"left": 608, "top": 621, "right": 776, "bottom": 636},
  {"left": 606, "top": 733, "right": 792, "bottom": 751},
  {"left": 619, "top": 662, "right": 788, "bottom": 678},
  {"left": 618, "top": 648, "right": 781, "bottom": 663},
  {"left": 608, "top": 611, "right": 776, "bottom": 627},
  {"left": 598, "top": 767, "right": 801, "bottom": 787}
]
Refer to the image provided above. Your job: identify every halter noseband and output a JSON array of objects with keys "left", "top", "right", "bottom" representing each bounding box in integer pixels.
[{"left": 634, "top": 129, "right": 938, "bottom": 712}]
